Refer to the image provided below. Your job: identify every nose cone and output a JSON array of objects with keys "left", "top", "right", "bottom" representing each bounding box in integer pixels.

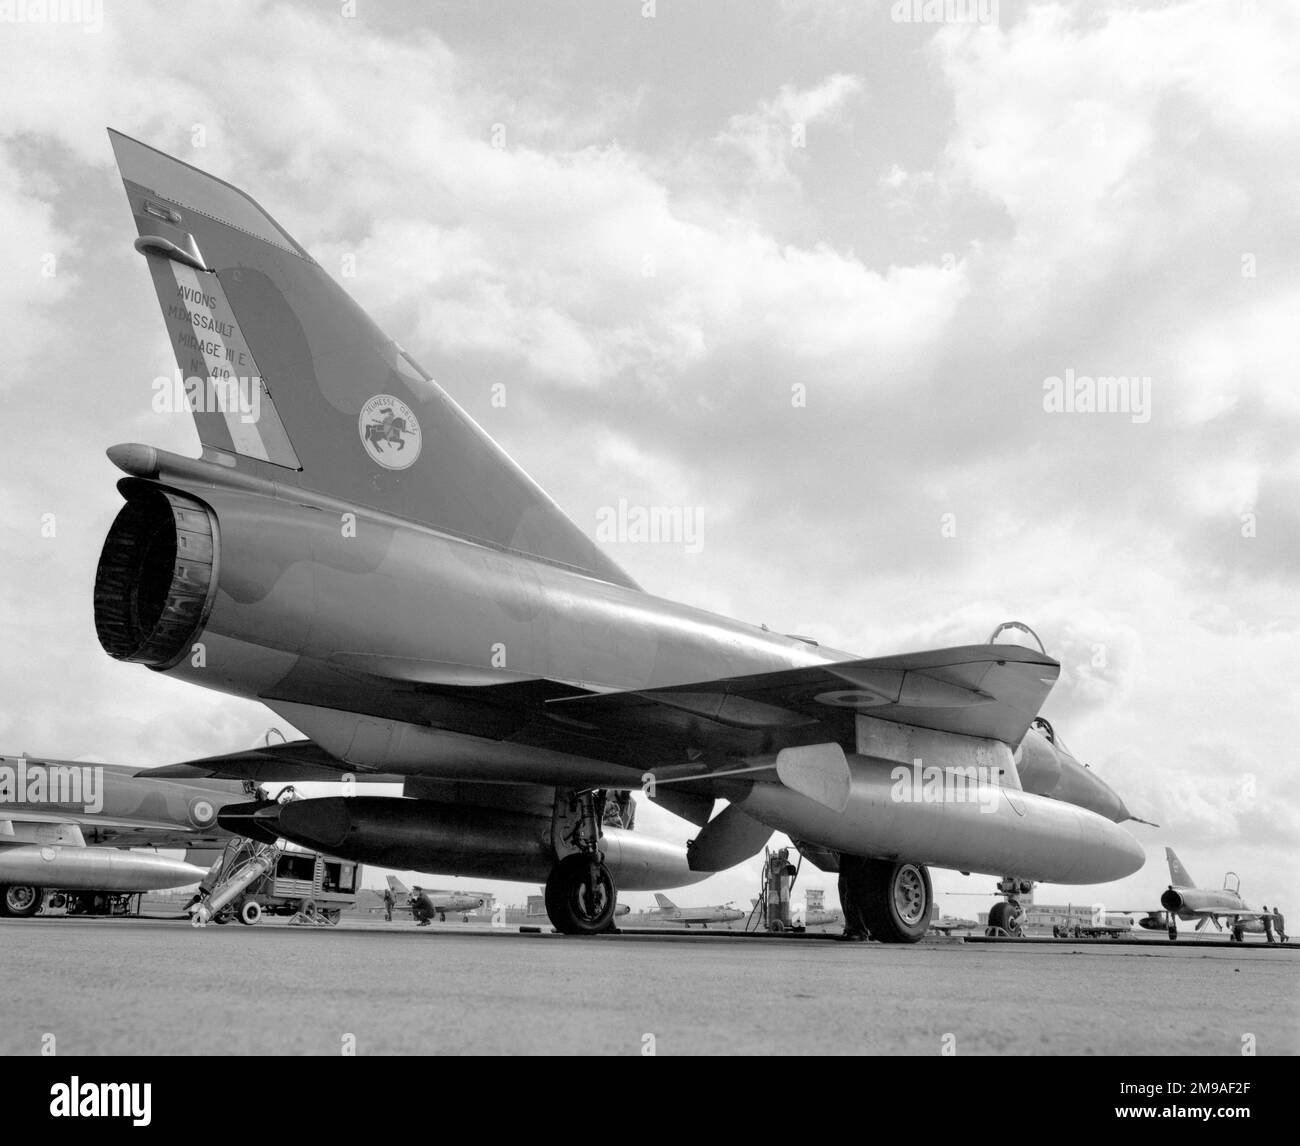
[
  {"left": 217, "top": 798, "right": 283, "bottom": 845},
  {"left": 128, "top": 855, "right": 210, "bottom": 890},
  {"left": 1055, "top": 753, "right": 1134, "bottom": 824}
]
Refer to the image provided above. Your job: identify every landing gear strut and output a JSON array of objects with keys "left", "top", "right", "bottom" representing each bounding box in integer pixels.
[{"left": 545, "top": 790, "right": 618, "bottom": 935}]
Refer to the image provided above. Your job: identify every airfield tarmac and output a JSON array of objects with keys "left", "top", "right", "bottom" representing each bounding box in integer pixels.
[{"left": 1, "top": 916, "right": 1295, "bottom": 1056}]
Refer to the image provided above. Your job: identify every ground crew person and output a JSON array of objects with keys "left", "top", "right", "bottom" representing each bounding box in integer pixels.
[
  {"left": 411, "top": 887, "right": 433, "bottom": 926},
  {"left": 383, "top": 886, "right": 395, "bottom": 922},
  {"left": 1262, "top": 906, "right": 1275, "bottom": 943},
  {"left": 1274, "top": 905, "right": 1287, "bottom": 943},
  {"left": 837, "top": 854, "right": 871, "bottom": 941}
]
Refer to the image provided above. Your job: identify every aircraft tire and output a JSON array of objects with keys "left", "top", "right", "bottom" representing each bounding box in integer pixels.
[
  {"left": 1, "top": 885, "right": 43, "bottom": 917},
  {"left": 1167, "top": 925, "right": 1177, "bottom": 942},
  {"left": 855, "top": 860, "right": 931, "bottom": 943},
  {"left": 988, "top": 900, "right": 1020, "bottom": 937},
  {"left": 544, "top": 853, "right": 617, "bottom": 935},
  {"left": 238, "top": 899, "right": 262, "bottom": 926}
]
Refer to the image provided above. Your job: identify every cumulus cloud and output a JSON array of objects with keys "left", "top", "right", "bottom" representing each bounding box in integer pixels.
[{"left": 715, "top": 73, "right": 863, "bottom": 185}]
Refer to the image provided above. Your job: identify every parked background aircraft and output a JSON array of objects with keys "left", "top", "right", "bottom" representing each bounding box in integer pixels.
[
  {"left": 93, "top": 130, "right": 1145, "bottom": 939},
  {"left": 651, "top": 893, "right": 744, "bottom": 927},
  {"left": 0, "top": 754, "right": 246, "bottom": 916},
  {"left": 1050, "top": 910, "right": 1134, "bottom": 938},
  {"left": 1130, "top": 848, "right": 1270, "bottom": 941},
  {"left": 387, "top": 876, "right": 484, "bottom": 922},
  {"left": 929, "top": 914, "right": 980, "bottom": 935}
]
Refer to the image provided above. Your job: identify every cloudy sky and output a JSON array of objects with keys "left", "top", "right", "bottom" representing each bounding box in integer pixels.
[{"left": 1, "top": 0, "right": 1296, "bottom": 920}]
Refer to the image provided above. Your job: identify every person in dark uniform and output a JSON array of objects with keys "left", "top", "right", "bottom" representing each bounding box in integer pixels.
[
  {"left": 1261, "top": 906, "right": 1275, "bottom": 943},
  {"left": 1273, "top": 905, "right": 1287, "bottom": 943},
  {"left": 382, "top": 886, "right": 395, "bottom": 922},
  {"left": 837, "top": 854, "right": 871, "bottom": 941},
  {"left": 411, "top": 887, "right": 433, "bottom": 926}
]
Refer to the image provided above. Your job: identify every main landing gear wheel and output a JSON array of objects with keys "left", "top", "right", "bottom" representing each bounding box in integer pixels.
[
  {"left": 545, "top": 853, "right": 617, "bottom": 935},
  {"left": 1167, "top": 923, "right": 1177, "bottom": 942},
  {"left": 988, "top": 900, "right": 1023, "bottom": 938},
  {"left": 851, "top": 860, "right": 931, "bottom": 943},
  {"left": 1, "top": 885, "right": 43, "bottom": 917},
  {"left": 237, "top": 899, "right": 262, "bottom": 926}
]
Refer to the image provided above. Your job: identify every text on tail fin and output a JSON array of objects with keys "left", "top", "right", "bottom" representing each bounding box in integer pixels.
[{"left": 1165, "top": 847, "right": 1195, "bottom": 888}]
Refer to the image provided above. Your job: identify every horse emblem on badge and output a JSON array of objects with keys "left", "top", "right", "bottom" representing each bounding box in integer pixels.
[{"left": 359, "top": 394, "right": 421, "bottom": 470}]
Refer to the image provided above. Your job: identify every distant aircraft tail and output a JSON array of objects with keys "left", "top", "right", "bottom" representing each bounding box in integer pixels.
[
  {"left": 653, "top": 893, "right": 676, "bottom": 910},
  {"left": 106, "top": 129, "right": 636, "bottom": 591},
  {"left": 385, "top": 876, "right": 409, "bottom": 895},
  {"left": 1165, "top": 847, "right": 1195, "bottom": 888}
]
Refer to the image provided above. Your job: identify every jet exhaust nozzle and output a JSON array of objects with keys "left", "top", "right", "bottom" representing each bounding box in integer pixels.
[{"left": 94, "top": 482, "right": 219, "bottom": 669}]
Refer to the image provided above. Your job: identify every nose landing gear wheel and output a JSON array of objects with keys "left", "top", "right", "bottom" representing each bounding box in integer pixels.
[
  {"left": 545, "top": 853, "right": 617, "bottom": 935},
  {"left": 988, "top": 900, "right": 1024, "bottom": 937}
]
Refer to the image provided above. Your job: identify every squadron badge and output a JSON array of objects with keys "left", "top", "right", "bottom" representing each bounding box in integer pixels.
[{"left": 359, "top": 394, "right": 421, "bottom": 470}]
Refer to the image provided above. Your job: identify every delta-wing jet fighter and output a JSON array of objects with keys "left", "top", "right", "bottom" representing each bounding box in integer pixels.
[
  {"left": 91, "top": 131, "right": 1145, "bottom": 939},
  {"left": 650, "top": 893, "right": 745, "bottom": 927},
  {"left": 0, "top": 754, "right": 245, "bottom": 916},
  {"left": 1131, "top": 849, "right": 1272, "bottom": 942},
  {"left": 387, "top": 876, "right": 484, "bottom": 922}
]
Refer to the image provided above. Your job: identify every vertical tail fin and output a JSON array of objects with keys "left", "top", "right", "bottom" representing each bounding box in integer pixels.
[
  {"left": 107, "top": 129, "right": 637, "bottom": 590},
  {"left": 653, "top": 893, "right": 676, "bottom": 910},
  {"left": 385, "top": 876, "right": 409, "bottom": 895},
  {"left": 1165, "top": 847, "right": 1195, "bottom": 888}
]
